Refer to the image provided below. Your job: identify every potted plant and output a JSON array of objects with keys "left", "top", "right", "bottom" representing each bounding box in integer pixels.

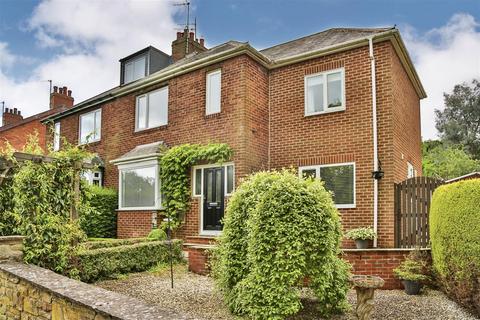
[
  {"left": 393, "top": 257, "right": 429, "bottom": 295},
  {"left": 345, "top": 227, "right": 376, "bottom": 249}
]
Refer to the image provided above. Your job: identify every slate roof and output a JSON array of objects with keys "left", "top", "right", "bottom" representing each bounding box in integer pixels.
[
  {"left": 111, "top": 141, "right": 167, "bottom": 164},
  {"left": 260, "top": 27, "right": 393, "bottom": 61}
]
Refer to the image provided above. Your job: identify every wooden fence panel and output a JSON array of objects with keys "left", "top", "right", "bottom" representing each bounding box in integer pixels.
[{"left": 394, "top": 177, "right": 443, "bottom": 248}]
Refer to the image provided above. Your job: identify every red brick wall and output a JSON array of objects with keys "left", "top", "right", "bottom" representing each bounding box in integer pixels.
[
  {"left": 58, "top": 55, "right": 267, "bottom": 239},
  {"left": 117, "top": 211, "right": 156, "bottom": 238},
  {"left": 268, "top": 41, "right": 400, "bottom": 247},
  {"left": 56, "top": 41, "right": 421, "bottom": 246},
  {"left": 343, "top": 249, "right": 414, "bottom": 289},
  {"left": 0, "top": 119, "right": 49, "bottom": 151}
]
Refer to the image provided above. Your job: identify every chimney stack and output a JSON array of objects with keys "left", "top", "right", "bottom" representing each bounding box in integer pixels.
[
  {"left": 2, "top": 107, "right": 24, "bottom": 126},
  {"left": 171, "top": 28, "right": 207, "bottom": 63},
  {"left": 50, "top": 85, "right": 74, "bottom": 109}
]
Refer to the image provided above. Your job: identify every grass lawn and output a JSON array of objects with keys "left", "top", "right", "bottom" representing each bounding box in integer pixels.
[{"left": 96, "top": 263, "right": 477, "bottom": 320}]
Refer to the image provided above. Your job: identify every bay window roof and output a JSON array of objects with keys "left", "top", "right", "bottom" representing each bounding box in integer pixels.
[{"left": 110, "top": 141, "right": 167, "bottom": 165}]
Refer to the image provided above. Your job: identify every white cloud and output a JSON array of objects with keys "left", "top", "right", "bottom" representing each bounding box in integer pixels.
[
  {"left": 402, "top": 13, "right": 480, "bottom": 140},
  {"left": 0, "top": 0, "right": 178, "bottom": 117}
]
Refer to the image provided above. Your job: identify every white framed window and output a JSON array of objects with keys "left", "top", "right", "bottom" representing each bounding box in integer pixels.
[
  {"left": 305, "top": 68, "right": 345, "bottom": 116},
  {"left": 299, "top": 162, "right": 355, "bottom": 208},
  {"left": 118, "top": 160, "right": 161, "bottom": 210},
  {"left": 136, "top": 86, "right": 168, "bottom": 131},
  {"left": 124, "top": 55, "right": 146, "bottom": 84},
  {"left": 82, "top": 170, "right": 103, "bottom": 186},
  {"left": 79, "top": 109, "right": 101, "bottom": 144},
  {"left": 192, "top": 163, "right": 234, "bottom": 197},
  {"left": 206, "top": 69, "right": 221, "bottom": 115},
  {"left": 53, "top": 122, "right": 61, "bottom": 151},
  {"left": 407, "top": 162, "right": 415, "bottom": 178}
]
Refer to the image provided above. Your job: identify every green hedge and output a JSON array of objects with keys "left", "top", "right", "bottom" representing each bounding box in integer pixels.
[
  {"left": 84, "top": 238, "right": 150, "bottom": 250},
  {"left": 430, "top": 179, "right": 480, "bottom": 316},
  {"left": 77, "top": 239, "right": 183, "bottom": 283},
  {"left": 80, "top": 186, "right": 117, "bottom": 238}
]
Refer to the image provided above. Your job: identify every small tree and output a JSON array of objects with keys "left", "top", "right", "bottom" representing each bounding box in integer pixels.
[
  {"left": 422, "top": 141, "right": 480, "bottom": 180},
  {"left": 435, "top": 79, "right": 480, "bottom": 158},
  {"left": 213, "top": 170, "right": 350, "bottom": 319}
]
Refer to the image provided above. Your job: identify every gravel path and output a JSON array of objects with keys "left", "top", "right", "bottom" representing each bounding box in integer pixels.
[{"left": 96, "top": 264, "right": 478, "bottom": 320}]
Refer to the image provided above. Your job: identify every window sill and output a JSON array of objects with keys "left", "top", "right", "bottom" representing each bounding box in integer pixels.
[
  {"left": 336, "top": 205, "right": 356, "bottom": 209},
  {"left": 200, "top": 230, "right": 222, "bottom": 236},
  {"left": 78, "top": 140, "right": 101, "bottom": 147},
  {"left": 134, "top": 125, "right": 168, "bottom": 134},
  {"left": 304, "top": 107, "right": 345, "bottom": 117},
  {"left": 205, "top": 112, "right": 221, "bottom": 119}
]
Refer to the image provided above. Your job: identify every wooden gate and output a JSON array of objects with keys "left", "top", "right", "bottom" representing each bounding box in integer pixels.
[{"left": 394, "top": 177, "right": 443, "bottom": 248}]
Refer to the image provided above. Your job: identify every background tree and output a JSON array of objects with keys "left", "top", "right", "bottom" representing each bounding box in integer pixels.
[
  {"left": 435, "top": 79, "right": 480, "bottom": 158},
  {"left": 422, "top": 140, "right": 480, "bottom": 180}
]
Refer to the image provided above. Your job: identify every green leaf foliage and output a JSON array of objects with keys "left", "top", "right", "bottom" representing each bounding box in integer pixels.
[
  {"left": 80, "top": 185, "right": 118, "bottom": 238},
  {"left": 1, "top": 136, "right": 93, "bottom": 275},
  {"left": 0, "top": 177, "right": 20, "bottom": 236},
  {"left": 212, "top": 170, "right": 351, "bottom": 319},
  {"left": 147, "top": 228, "right": 167, "bottom": 241},
  {"left": 84, "top": 238, "right": 149, "bottom": 250},
  {"left": 430, "top": 179, "right": 480, "bottom": 315},
  {"left": 159, "top": 143, "right": 233, "bottom": 228},
  {"left": 422, "top": 141, "right": 480, "bottom": 180},
  {"left": 77, "top": 239, "right": 183, "bottom": 282},
  {"left": 345, "top": 227, "right": 376, "bottom": 240}
]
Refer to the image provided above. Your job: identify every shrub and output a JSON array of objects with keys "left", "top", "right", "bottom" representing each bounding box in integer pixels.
[
  {"left": 0, "top": 178, "right": 19, "bottom": 236},
  {"left": 77, "top": 239, "right": 183, "bottom": 282},
  {"left": 430, "top": 179, "right": 480, "bottom": 315},
  {"left": 394, "top": 258, "right": 429, "bottom": 282},
  {"left": 345, "top": 227, "right": 376, "bottom": 240},
  {"left": 213, "top": 170, "right": 350, "bottom": 319},
  {"left": 84, "top": 238, "right": 149, "bottom": 250},
  {"left": 80, "top": 185, "right": 117, "bottom": 238},
  {"left": 147, "top": 228, "right": 167, "bottom": 241}
]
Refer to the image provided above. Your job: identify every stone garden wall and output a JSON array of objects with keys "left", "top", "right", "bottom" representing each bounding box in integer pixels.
[{"left": 0, "top": 236, "right": 190, "bottom": 320}]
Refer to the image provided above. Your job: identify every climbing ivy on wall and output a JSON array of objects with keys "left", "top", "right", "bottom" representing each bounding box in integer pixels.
[{"left": 159, "top": 143, "right": 233, "bottom": 229}]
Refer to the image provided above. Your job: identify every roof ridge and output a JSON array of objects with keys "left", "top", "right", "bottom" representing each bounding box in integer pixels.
[{"left": 260, "top": 26, "right": 394, "bottom": 53}]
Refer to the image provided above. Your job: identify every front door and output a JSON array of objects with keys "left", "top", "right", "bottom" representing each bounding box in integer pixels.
[{"left": 203, "top": 167, "right": 224, "bottom": 232}]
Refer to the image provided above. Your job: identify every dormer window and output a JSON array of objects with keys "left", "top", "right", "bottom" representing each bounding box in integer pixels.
[
  {"left": 120, "top": 46, "right": 172, "bottom": 85},
  {"left": 124, "top": 55, "right": 147, "bottom": 84}
]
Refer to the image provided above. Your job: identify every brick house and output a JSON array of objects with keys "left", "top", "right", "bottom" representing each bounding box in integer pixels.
[
  {"left": 0, "top": 86, "right": 74, "bottom": 151},
  {"left": 44, "top": 27, "right": 426, "bottom": 288}
]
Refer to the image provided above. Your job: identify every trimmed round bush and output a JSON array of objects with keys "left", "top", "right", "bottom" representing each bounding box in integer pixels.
[
  {"left": 212, "top": 170, "right": 351, "bottom": 319},
  {"left": 430, "top": 179, "right": 480, "bottom": 315},
  {"left": 147, "top": 228, "right": 167, "bottom": 241}
]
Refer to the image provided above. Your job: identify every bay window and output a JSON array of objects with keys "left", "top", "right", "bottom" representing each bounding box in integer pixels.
[
  {"left": 299, "top": 162, "right": 355, "bottom": 208},
  {"left": 118, "top": 160, "right": 161, "bottom": 210},
  {"left": 305, "top": 68, "right": 345, "bottom": 116}
]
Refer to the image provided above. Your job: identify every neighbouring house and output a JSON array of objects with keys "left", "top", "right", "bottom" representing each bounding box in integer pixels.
[
  {"left": 43, "top": 27, "right": 426, "bottom": 288},
  {"left": 0, "top": 86, "right": 74, "bottom": 151},
  {"left": 445, "top": 172, "right": 480, "bottom": 183}
]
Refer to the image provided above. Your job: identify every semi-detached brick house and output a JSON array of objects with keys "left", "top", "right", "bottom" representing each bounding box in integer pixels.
[{"left": 44, "top": 27, "right": 426, "bottom": 288}]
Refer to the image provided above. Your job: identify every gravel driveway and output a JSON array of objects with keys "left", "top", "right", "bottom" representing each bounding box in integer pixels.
[{"left": 96, "top": 264, "right": 478, "bottom": 320}]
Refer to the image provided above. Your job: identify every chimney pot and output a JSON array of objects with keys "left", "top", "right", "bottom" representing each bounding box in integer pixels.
[
  {"left": 13, "top": 108, "right": 17, "bottom": 114},
  {"left": 53, "top": 86, "right": 58, "bottom": 93},
  {"left": 18, "top": 110, "right": 21, "bottom": 115},
  {"left": 62, "top": 86, "right": 67, "bottom": 94},
  {"left": 68, "top": 90, "right": 72, "bottom": 97},
  {"left": 4, "top": 108, "right": 8, "bottom": 113},
  {"left": 177, "top": 32, "right": 182, "bottom": 39},
  {"left": 200, "top": 38, "right": 205, "bottom": 46}
]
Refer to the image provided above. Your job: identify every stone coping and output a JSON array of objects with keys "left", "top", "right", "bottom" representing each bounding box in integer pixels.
[
  {"left": 342, "top": 247, "right": 431, "bottom": 252},
  {"left": 0, "top": 235, "right": 25, "bottom": 242},
  {"left": 0, "top": 262, "right": 193, "bottom": 320}
]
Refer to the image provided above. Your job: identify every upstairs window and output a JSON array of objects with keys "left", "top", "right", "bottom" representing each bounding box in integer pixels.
[
  {"left": 206, "top": 70, "right": 221, "bottom": 115},
  {"left": 124, "top": 55, "right": 146, "bottom": 84},
  {"left": 53, "top": 122, "right": 61, "bottom": 151},
  {"left": 299, "top": 162, "right": 355, "bottom": 208},
  {"left": 305, "top": 68, "right": 345, "bottom": 116},
  {"left": 79, "top": 109, "right": 101, "bottom": 144},
  {"left": 136, "top": 86, "right": 169, "bottom": 131}
]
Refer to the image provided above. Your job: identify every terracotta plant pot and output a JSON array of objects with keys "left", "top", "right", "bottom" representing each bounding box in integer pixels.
[
  {"left": 402, "top": 280, "right": 423, "bottom": 295},
  {"left": 355, "top": 239, "right": 370, "bottom": 249}
]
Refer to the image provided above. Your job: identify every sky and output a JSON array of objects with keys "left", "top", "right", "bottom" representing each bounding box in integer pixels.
[{"left": 0, "top": 0, "right": 479, "bottom": 140}]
